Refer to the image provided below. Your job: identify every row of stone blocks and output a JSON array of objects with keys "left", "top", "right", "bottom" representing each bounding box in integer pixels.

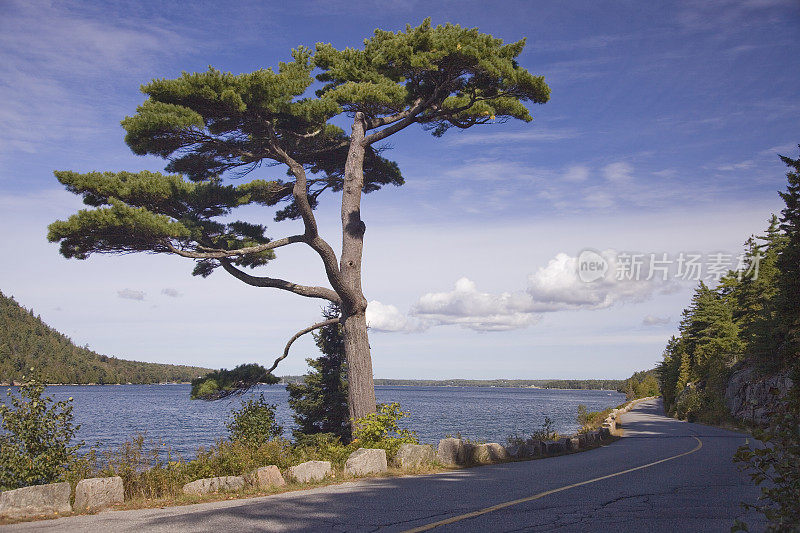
[
  {"left": 180, "top": 443, "right": 444, "bottom": 497},
  {"left": 182, "top": 446, "right": 397, "bottom": 496},
  {"left": 0, "top": 476, "right": 124, "bottom": 519},
  {"left": 435, "top": 428, "right": 609, "bottom": 467}
]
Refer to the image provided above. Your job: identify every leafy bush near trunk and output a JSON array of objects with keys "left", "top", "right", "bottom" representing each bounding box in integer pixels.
[{"left": 0, "top": 373, "right": 81, "bottom": 490}]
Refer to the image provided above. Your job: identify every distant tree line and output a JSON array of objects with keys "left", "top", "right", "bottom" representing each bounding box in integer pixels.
[
  {"left": 283, "top": 376, "right": 627, "bottom": 390},
  {"left": 620, "top": 369, "right": 660, "bottom": 400},
  {"left": 657, "top": 150, "right": 800, "bottom": 423},
  {"left": 0, "top": 291, "right": 210, "bottom": 384}
]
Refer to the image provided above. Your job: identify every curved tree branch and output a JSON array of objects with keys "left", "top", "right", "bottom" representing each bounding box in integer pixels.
[
  {"left": 220, "top": 259, "right": 341, "bottom": 303},
  {"left": 265, "top": 128, "right": 353, "bottom": 305},
  {"left": 365, "top": 98, "right": 423, "bottom": 130},
  {"left": 265, "top": 317, "right": 341, "bottom": 374},
  {"left": 362, "top": 98, "right": 427, "bottom": 146}
]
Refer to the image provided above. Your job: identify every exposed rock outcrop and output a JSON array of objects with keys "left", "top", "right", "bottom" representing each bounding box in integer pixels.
[
  {"left": 725, "top": 365, "right": 793, "bottom": 425},
  {"left": 469, "top": 443, "right": 509, "bottom": 465}
]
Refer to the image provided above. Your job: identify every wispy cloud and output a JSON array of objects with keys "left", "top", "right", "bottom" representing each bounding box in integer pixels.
[
  {"left": 0, "top": 0, "right": 197, "bottom": 156},
  {"left": 117, "top": 289, "right": 145, "bottom": 301},
  {"left": 161, "top": 288, "right": 182, "bottom": 298},
  {"left": 439, "top": 158, "right": 741, "bottom": 215},
  {"left": 760, "top": 143, "right": 798, "bottom": 156},
  {"left": 447, "top": 128, "right": 580, "bottom": 146},
  {"left": 602, "top": 162, "right": 634, "bottom": 184},
  {"left": 562, "top": 165, "right": 590, "bottom": 183},
  {"left": 642, "top": 315, "right": 671, "bottom": 326}
]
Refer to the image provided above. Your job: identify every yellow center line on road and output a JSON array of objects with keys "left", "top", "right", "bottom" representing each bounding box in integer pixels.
[{"left": 403, "top": 436, "right": 703, "bottom": 532}]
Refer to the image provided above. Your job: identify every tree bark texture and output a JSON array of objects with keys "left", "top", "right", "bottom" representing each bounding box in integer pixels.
[{"left": 340, "top": 112, "right": 376, "bottom": 423}]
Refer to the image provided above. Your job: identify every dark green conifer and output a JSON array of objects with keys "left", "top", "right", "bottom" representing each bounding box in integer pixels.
[{"left": 287, "top": 305, "right": 350, "bottom": 441}]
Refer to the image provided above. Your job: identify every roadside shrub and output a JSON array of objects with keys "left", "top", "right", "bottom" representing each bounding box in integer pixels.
[
  {"left": 226, "top": 394, "right": 283, "bottom": 444},
  {"left": 576, "top": 405, "right": 605, "bottom": 433},
  {"left": 530, "top": 416, "right": 560, "bottom": 441},
  {"left": 98, "top": 434, "right": 295, "bottom": 500},
  {"left": 187, "top": 438, "right": 293, "bottom": 481},
  {"left": 292, "top": 433, "right": 354, "bottom": 468},
  {"left": 674, "top": 387, "right": 703, "bottom": 421},
  {"left": 98, "top": 434, "right": 178, "bottom": 499},
  {"left": 506, "top": 432, "right": 527, "bottom": 447},
  {"left": 352, "top": 402, "right": 418, "bottom": 459},
  {"left": 0, "top": 372, "right": 82, "bottom": 490}
]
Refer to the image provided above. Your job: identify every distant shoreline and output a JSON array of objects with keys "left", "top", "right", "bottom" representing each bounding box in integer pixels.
[
  {"left": 0, "top": 382, "right": 193, "bottom": 387},
  {"left": 1, "top": 380, "right": 624, "bottom": 392}
]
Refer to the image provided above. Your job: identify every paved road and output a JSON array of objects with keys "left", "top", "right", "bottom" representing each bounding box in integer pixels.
[{"left": 4, "top": 399, "right": 766, "bottom": 532}]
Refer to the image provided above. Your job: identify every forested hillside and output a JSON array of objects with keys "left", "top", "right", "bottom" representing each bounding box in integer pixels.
[
  {"left": 0, "top": 291, "right": 210, "bottom": 384},
  {"left": 657, "top": 150, "right": 800, "bottom": 423}
]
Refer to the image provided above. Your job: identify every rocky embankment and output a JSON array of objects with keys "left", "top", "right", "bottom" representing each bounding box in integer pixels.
[{"left": 725, "top": 365, "right": 793, "bottom": 425}]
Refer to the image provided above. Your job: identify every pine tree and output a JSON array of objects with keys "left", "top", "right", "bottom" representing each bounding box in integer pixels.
[
  {"left": 775, "top": 148, "right": 800, "bottom": 367},
  {"left": 287, "top": 305, "right": 350, "bottom": 441},
  {"left": 675, "top": 349, "right": 691, "bottom": 399},
  {"left": 748, "top": 214, "right": 791, "bottom": 371},
  {"left": 46, "top": 20, "right": 551, "bottom": 426},
  {"left": 656, "top": 336, "right": 682, "bottom": 409}
]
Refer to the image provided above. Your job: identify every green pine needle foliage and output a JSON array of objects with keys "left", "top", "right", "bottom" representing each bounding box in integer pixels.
[
  {"left": 49, "top": 19, "right": 548, "bottom": 280},
  {"left": 190, "top": 364, "right": 278, "bottom": 400},
  {"left": 287, "top": 305, "right": 350, "bottom": 441}
]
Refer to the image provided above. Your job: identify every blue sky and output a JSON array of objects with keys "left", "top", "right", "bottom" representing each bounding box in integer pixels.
[{"left": 0, "top": 0, "right": 798, "bottom": 379}]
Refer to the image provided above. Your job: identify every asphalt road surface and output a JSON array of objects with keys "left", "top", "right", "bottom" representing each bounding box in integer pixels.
[{"left": 4, "top": 398, "right": 767, "bottom": 532}]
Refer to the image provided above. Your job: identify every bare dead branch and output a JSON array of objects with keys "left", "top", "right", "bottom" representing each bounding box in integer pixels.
[{"left": 266, "top": 317, "right": 342, "bottom": 374}]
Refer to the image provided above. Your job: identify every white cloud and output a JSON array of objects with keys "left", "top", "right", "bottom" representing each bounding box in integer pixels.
[
  {"left": 717, "top": 160, "right": 755, "bottom": 171},
  {"left": 411, "top": 278, "right": 542, "bottom": 332},
  {"left": 406, "top": 251, "right": 674, "bottom": 332},
  {"left": 439, "top": 158, "right": 733, "bottom": 215},
  {"left": 642, "top": 315, "right": 671, "bottom": 326},
  {"left": 760, "top": 142, "right": 798, "bottom": 156},
  {"left": 161, "top": 288, "right": 182, "bottom": 298},
  {"left": 117, "top": 289, "right": 145, "bottom": 301},
  {"left": 527, "top": 252, "right": 668, "bottom": 309},
  {"left": 562, "top": 165, "right": 590, "bottom": 183},
  {"left": 366, "top": 300, "right": 416, "bottom": 332},
  {"left": 602, "top": 162, "right": 634, "bottom": 183}
]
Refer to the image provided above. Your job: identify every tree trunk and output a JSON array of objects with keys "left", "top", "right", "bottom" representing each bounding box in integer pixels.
[
  {"left": 340, "top": 112, "right": 377, "bottom": 425},
  {"left": 342, "top": 311, "right": 376, "bottom": 422}
]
